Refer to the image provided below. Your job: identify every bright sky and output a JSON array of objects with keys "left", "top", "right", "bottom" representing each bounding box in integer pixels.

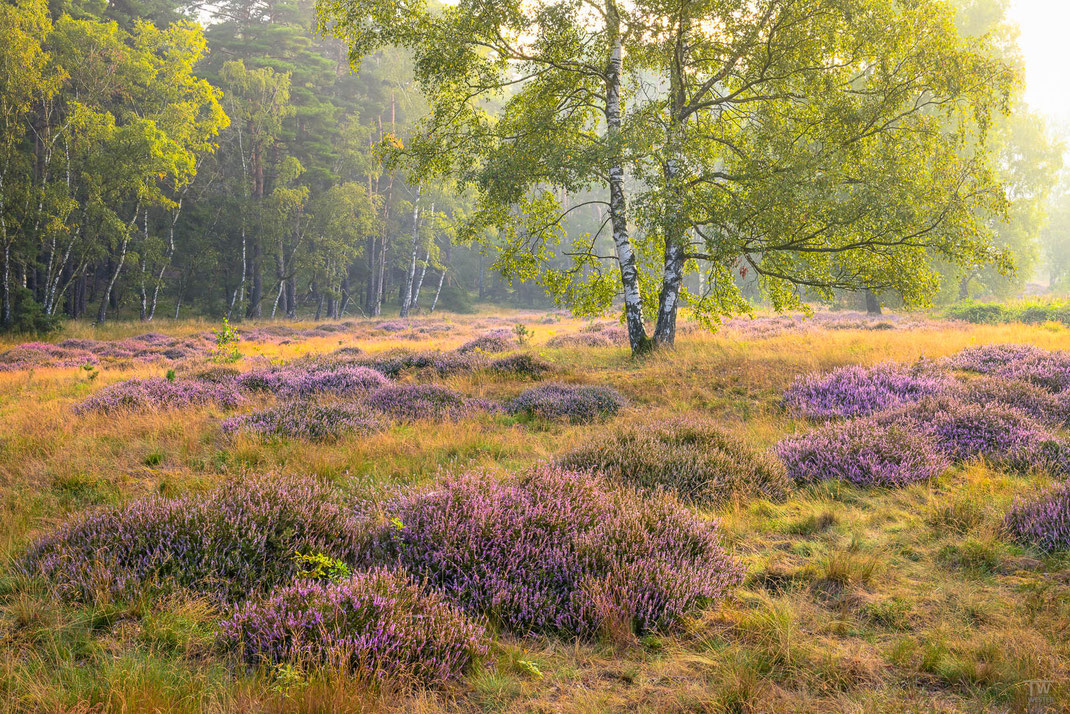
[{"left": 1006, "top": 0, "right": 1070, "bottom": 127}]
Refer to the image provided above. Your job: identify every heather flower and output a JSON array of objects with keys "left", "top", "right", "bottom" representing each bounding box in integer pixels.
[
  {"left": 948, "top": 376, "right": 1070, "bottom": 427},
  {"left": 559, "top": 417, "right": 790, "bottom": 504},
  {"left": 236, "top": 366, "right": 389, "bottom": 398},
  {"left": 221, "top": 568, "right": 488, "bottom": 686},
  {"left": 222, "top": 402, "right": 384, "bottom": 442},
  {"left": 944, "top": 344, "right": 1070, "bottom": 393},
  {"left": 375, "top": 320, "right": 409, "bottom": 332},
  {"left": 507, "top": 382, "right": 626, "bottom": 423},
  {"left": 364, "top": 384, "right": 497, "bottom": 422},
  {"left": 783, "top": 362, "right": 949, "bottom": 420},
  {"left": 74, "top": 377, "right": 243, "bottom": 414},
  {"left": 457, "top": 330, "right": 515, "bottom": 354},
  {"left": 1004, "top": 482, "right": 1070, "bottom": 552},
  {"left": 489, "top": 353, "right": 554, "bottom": 380},
  {"left": 358, "top": 349, "right": 485, "bottom": 378},
  {"left": 19, "top": 475, "right": 357, "bottom": 603},
  {"left": 545, "top": 332, "right": 617, "bottom": 349},
  {"left": 775, "top": 419, "right": 950, "bottom": 488},
  {"left": 363, "top": 466, "right": 743, "bottom": 638},
  {"left": 873, "top": 397, "right": 1069, "bottom": 474}
]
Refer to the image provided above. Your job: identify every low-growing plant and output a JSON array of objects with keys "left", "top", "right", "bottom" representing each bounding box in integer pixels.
[
  {"left": 364, "top": 384, "right": 497, "bottom": 422},
  {"left": 489, "top": 353, "right": 553, "bottom": 380},
  {"left": 457, "top": 330, "right": 514, "bottom": 354},
  {"left": 362, "top": 466, "right": 743, "bottom": 638},
  {"left": 221, "top": 568, "right": 488, "bottom": 686},
  {"left": 293, "top": 551, "right": 352, "bottom": 582},
  {"left": 1004, "top": 482, "right": 1070, "bottom": 553},
  {"left": 949, "top": 376, "right": 1070, "bottom": 427},
  {"left": 558, "top": 417, "right": 790, "bottom": 504},
  {"left": 507, "top": 382, "right": 625, "bottom": 423},
  {"left": 944, "top": 344, "right": 1070, "bottom": 393},
  {"left": 358, "top": 349, "right": 485, "bottom": 378},
  {"left": 783, "top": 363, "right": 948, "bottom": 420},
  {"left": 210, "top": 317, "right": 242, "bottom": 363},
  {"left": 236, "top": 366, "right": 389, "bottom": 398},
  {"left": 775, "top": 419, "right": 950, "bottom": 488},
  {"left": 513, "top": 324, "right": 533, "bottom": 346},
  {"left": 19, "top": 474, "right": 357, "bottom": 603},
  {"left": 74, "top": 377, "right": 243, "bottom": 414},
  {"left": 222, "top": 402, "right": 383, "bottom": 442}
]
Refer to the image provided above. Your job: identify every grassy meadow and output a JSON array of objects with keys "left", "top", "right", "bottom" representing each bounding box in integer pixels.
[{"left": 0, "top": 310, "right": 1068, "bottom": 713}]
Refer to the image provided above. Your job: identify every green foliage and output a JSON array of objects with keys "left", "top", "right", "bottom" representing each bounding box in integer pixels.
[
  {"left": 512, "top": 323, "right": 532, "bottom": 346},
  {"left": 945, "top": 299, "right": 1070, "bottom": 325},
  {"left": 293, "top": 551, "right": 351, "bottom": 583},
  {"left": 210, "top": 317, "right": 241, "bottom": 363}
]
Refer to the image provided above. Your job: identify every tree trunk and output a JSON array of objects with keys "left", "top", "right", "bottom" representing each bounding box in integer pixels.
[
  {"left": 958, "top": 274, "right": 971, "bottom": 300},
  {"left": 97, "top": 203, "right": 140, "bottom": 323},
  {"left": 605, "top": 7, "right": 648, "bottom": 354},
  {"left": 865, "top": 289, "right": 882, "bottom": 315},
  {"left": 399, "top": 185, "right": 422, "bottom": 317},
  {"left": 431, "top": 241, "right": 451, "bottom": 313}
]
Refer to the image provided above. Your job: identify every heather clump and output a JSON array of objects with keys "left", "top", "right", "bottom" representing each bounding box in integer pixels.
[
  {"left": 457, "top": 330, "right": 515, "bottom": 354},
  {"left": 358, "top": 349, "right": 484, "bottom": 378},
  {"left": 222, "top": 402, "right": 384, "bottom": 442},
  {"left": 944, "top": 344, "right": 1070, "bottom": 392},
  {"left": 0, "top": 341, "right": 98, "bottom": 371},
  {"left": 1004, "top": 482, "right": 1070, "bottom": 552},
  {"left": 365, "top": 384, "right": 497, "bottom": 422},
  {"left": 783, "top": 363, "right": 949, "bottom": 419},
  {"left": 559, "top": 417, "right": 790, "bottom": 504},
  {"left": 221, "top": 568, "right": 487, "bottom": 686},
  {"left": 775, "top": 419, "right": 950, "bottom": 488},
  {"left": 948, "top": 376, "right": 1070, "bottom": 426},
  {"left": 236, "top": 365, "right": 389, "bottom": 398},
  {"left": 545, "top": 332, "right": 616, "bottom": 349},
  {"left": 489, "top": 352, "right": 554, "bottom": 379},
  {"left": 74, "top": 377, "right": 243, "bottom": 414},
  {"left": 507, "top": 382, "right": 625, "bottom": 423},
  {"left": 874, "top": 397, "right": 1070, "bottom": 474},
  {"left": 19, "top": 475, "right": 356, "bottom": 603},
  {"left": 363, "top": 466, "right": 743, "bottom": 638}
]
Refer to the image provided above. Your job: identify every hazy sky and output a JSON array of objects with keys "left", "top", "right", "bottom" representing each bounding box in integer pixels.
[{"left": 1007, "top": 0, "right": 1070, "bottom": 126}]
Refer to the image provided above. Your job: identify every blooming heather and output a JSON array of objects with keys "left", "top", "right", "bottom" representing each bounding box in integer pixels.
[
  {"left": 222, "top": 402, "right": 384, "bottom": 442},
  {"left": 945, "top": 344, "right": 1070, "bottom": 392},
  {"left": 545, "top": 332, "right": 617, "bottom": 349},
  {"left": 358, "top": 349, "right": 485, "bottom": 378},
  {"left": 236, "top": 365, "right": 389, "bottom": 398},
  {"left": 364, "top": 384, "right": 497, "bottom": 422},
  {"left": 74, "top": 377, "right": 243, "bottom": 414},
  {"left": 874, "top": 397, "right": 1070, "bottom": 474},
  {"left": 221, "top": 568, "right": 487, "bottom": 685},
  {"left": 783, "top": 363, "right": 949, "bottom": 420},
  {"left": 489, "top": 353, "right": 554, "bottom": 380},
  {"left": 775, "top": 419, "right": 950, "bottom": 488},
  {"left": 948, "top": 376, "right": 1070, "bottom": 427},
  {"left": 363, "top": 467, "right": 743, "bottom": 638},
  {"left": 559, "top": 417, "right": 790, "bottom": 504},
  {"left": 507, "top": 382, "right": 626, "bottom": 423},
  {"left": 456, "top": 330, "right": 515, "bottom": 354},
  {"left": 1004, "top": 482, "right": 1070, "bottom": 552},
  {"left": 19, "top": 475, "right": 357, "bottom": 603}
]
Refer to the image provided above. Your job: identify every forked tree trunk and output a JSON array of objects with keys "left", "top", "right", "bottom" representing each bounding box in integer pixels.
[{"left": 865, "top": 289, "right": 882, "bottom": 315}]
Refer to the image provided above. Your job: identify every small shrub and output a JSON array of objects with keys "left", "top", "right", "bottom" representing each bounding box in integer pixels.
[
  {"left": 513, "top": 323, "right": 533, "bottom": 345},
  {"left": 221, "top": 568, "right": 487, "bottom": 686},
  {"left": 783, "top": 363, "right": 948, "bottom": 420},
  {"left": 222, "top": 402, "right": 383, "bottom": 442},
  {"left": 236, "top": 366, "right": 389, "bottom": 398},
  {"left": 559, "top": 417, "right": 790, "bottom": 504},
  {"left": 74, "top": 377, "right": 243, "bottom": 414},
  {"left": 774, "top": 419, "right": 949, "bottom": 488},
  {"left": 949, "top": 376, "right": 1070, "bottom": 427},
  {"left": 489, "top": 353, "right": 553, "bottom": 380},
  {"left": 362, "top": 466, "right": 743, "bottom": 638},
  {"left": 364, "top": 384, "right": 497, "bottom": 422},
  {"left": 210, "top": 317, "right": 242, "bottom": 363},
  {"left": 507, "top": 382, "right": 625, "bottom": 423},
  {"left": 944, "top": 344, "right": 1070, "bottom": 393},
  {"left": 19, "top": 475, "right": 357, "bottom": 603},
  {"left": 1004, "top": 482, "right": 1070, "bottom": 552},
  {"left": 358, "top": 349, "right": 484, "bottom": 378},
  {"left": 457, "top": 330, "right": 514, "bottom": 354},
  {"left": 545, "top": 332, "right": 616, "bottom": 349}
]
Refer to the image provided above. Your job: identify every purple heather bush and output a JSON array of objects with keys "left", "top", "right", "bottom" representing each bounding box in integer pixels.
[
  {"left": 489, "top": 352, "right": 554, "bottom": 380},
  {"left": 236, "top": 365, "right": 389, "bottom": 398},
  {"left": 775, "top": 419, "right": 950, "bottom": 488},
  {"left": 783, "top": 362, "right": 949, "bottom": 420},
  {"left": 948, "top": 376, "right": 1070, "bottom": 427},
  {"left": 874, "top": 397, "right": 1070, "bottom": 475},
  {"left": 457, "top": 329, "right": 515, "bottom": 354},
  {"left": 19, "top": 475, "right": 357, "bottom": 603},
  {"left": 0, "top": 341, "right": 99, "bottom": 371},
  {"left": 945, "top": 344, "right": 1070, "bottom": 393},
  {"left": 221, "top": 567, "right": 487, "bottom": 685},
  {"left": 374, "top": 320, "right": 410, "bottom": 332},
  {"left": 363, "top": 467, "right": 743, "bottom": 638},
  {"left": 545, "top": 332, "right": 617, "bottom": 349},
  {"left": 365, "top": 384, "right": 497, "bottom": 422},
  {"left": 1004, "top": 482, "right": 1070, "bottom": 552},
  {"left": 559, "top": 417, "right": 790, "bottom": 504},
  {"left": 74, "top": 377, "right": 243, "bottom": 414},
  {"left": 222, "top": 402, "right": 384, "bottom": 442},
  {"left": 507, "top": 382, "right": 626, "bottom": 423},
  {"left": 358, "top": 349, "right": 485, "bottom": 379}
]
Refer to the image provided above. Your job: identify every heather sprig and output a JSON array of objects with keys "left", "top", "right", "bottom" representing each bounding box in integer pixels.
[
  {"left": 221, "top": 568, "right": 488, "bottom": 686},
  {"left": 559, "top": 416, "right": 790, "bottom": 504},
  {"left": 19, "top": 474, "right": 357, "bottom": 603},
  {"left": 507, "top": 382, "right": 626, "bottom": 423},
  {"left": 362, "top": 466, "right": 743, "bottom": 638}
]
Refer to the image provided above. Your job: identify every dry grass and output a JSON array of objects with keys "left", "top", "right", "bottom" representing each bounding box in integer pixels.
[{"left": 1, "top": 309, "right": 1069, "bottom": 712}]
